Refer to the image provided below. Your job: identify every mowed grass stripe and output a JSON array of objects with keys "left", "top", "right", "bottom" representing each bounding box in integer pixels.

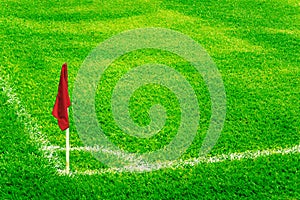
[
  {"left": 1, "top": 4, "right": 299, "bottom": 154},
  {"left": 1, "top": 0, "right": 299, "bottom": 198}
]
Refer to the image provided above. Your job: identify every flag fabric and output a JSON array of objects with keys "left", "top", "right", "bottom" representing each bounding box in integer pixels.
[{"left": 52, "top": 63, "right": 71, "bottom": 131}]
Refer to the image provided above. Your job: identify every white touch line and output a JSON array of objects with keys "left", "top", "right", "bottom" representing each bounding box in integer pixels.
[
  {"left": 0, "top": 75, "right": 63, "bottom": 170},
  {"left": 175, "top": 144, "right": 300, "bottom": 166},
  {"left": 44, "top": 144, "right": 300, "bottom": 175}
]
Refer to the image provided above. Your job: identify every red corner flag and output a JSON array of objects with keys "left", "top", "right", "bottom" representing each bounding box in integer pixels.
[{"left": 52, "top": 63, "right": 71, "bottom": 131}]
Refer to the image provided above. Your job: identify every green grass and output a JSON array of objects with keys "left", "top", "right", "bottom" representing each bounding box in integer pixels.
[{"left": 1, "top": 0, "right": 299, "bottom": 199}]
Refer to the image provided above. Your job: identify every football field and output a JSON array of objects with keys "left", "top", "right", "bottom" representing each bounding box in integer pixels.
[{"left": 1, "top": 0, "right": 299, "bottom": 199}]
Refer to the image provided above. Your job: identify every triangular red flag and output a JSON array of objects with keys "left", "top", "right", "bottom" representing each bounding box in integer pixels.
[{"left": 52, "top": 63, "right": 71, "bottom": 131}]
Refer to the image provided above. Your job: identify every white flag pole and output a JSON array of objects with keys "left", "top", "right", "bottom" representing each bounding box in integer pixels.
[{"left": 66, "top": 108, "right": 70, "bottom": 174}]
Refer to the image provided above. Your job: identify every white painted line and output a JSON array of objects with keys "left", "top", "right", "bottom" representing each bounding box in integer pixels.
[
  {"left": 44, "top": 145, "right": 144, "bottom": 163},
  {"left": 44, "top": 144, "right": 300, "bottom": 175},
  {"left": 174, "top": 144, "right": 300, "bottom": 167},
  {"left": 0, "top": 75, "right": 63, "bottom": 170}
]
